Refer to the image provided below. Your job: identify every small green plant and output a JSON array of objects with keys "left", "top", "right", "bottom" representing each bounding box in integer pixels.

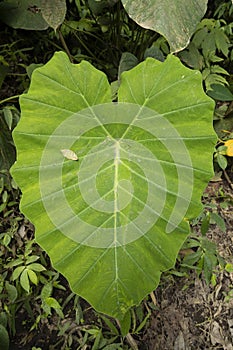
[
  {"left": 214, "top": 138, "right": 233, "bottom": 170},
  {"left": 179, "top": 18, "right": 233, "bottom": 97},
  {"left": 175, "top": 203, "right": 227, "bottom": 286},
  {"left": 5, "top": 241, "right": 46, "bottom": 293}
]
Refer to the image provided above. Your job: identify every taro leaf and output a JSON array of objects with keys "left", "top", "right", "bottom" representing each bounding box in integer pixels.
[
  {"left": 11, "top": 52, "right": 216, "bottom": 319},
  {"left": 0, "top": 0, "right": 49, "bottom": 30},
  {"left": 41, "top": 0, "right": 66, "bottom": 31},
  {"left": 121, "top": 0, "right": 208, "bottom": 53}
]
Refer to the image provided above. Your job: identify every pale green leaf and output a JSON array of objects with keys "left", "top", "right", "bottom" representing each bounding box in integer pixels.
[
  {"left": 27, "top": 269, "right": 38, "bottom": 285},
  {"left": 20, "top": 269, "right": 30, "bottom": 293},
  {"left": 41, "top": 283, "right": 53, "bottom": 300},
  {"left": 11, "top": 52, "right": 216, "bottom": 319},
  {"left": 45, "top": 297, "right": 62, "bottom": 309},
  {"left": 121, "top": 0, "right": 208, "bottom": 52},
  {"left": 28, "top": 263, "right": 46, "bottom": 272},
  {"left": 41, "top": 0, "right": 66, "bottom": 31},
  {"left": 12, "top": 266, "right": 25, "bottom": 281}
]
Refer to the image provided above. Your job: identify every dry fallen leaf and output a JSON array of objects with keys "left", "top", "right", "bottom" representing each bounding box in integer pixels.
[{"left": 61, "top": 149, "right": 78, "bottom": 161}]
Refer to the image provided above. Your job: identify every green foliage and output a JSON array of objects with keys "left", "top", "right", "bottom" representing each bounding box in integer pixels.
[
  {"left": 0, "top": 323, "right": 9, "bottom": 350},
  {"left": 179, "top": 17, "right": 233, "bottom": 96},
  {"left": 11, "top": 52, "right": 215, "bottom": 318},
  {"left": 0, "top": 107, "right": 19, "bottom": 187},
  {"left": 121, "top": 0, "right": 208, "bottom": 53},
  {"left": 0, "top": 0, "right": 232, "bottom": 347}
]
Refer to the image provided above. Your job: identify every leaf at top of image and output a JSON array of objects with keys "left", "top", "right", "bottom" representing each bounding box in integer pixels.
[
  {"left": 121, "top": 0, "right": 208, "bottom": 52},
  {"left": 0, "top": 0, "right": 49, "bottom": 30},
  {"left": 41, "top": 0, "right": 67, "bottom": 31}
]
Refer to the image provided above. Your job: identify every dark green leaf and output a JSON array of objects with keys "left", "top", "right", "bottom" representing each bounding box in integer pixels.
[
  {"left": 0, "top": 0, "right": 49, "bottom": 30},
  {"left": 5, "top": 282, "right": 17, "bottom": 302},
  {"left": 207, "top": 84, "right": 233, "bottom": 101},
  {"left": 211, "top": 212, "right": 226, "bottom": 232},
  {"left": 119, "top": 310, "right": 131, "bottom": 336},
  {"left": 118, "top": 52, "right": 138, "bottom": 79}
]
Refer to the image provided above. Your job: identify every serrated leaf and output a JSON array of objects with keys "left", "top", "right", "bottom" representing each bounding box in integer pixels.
[
  {"left": 11, "top": 52, "right": 216, "bottom": 319},
  {"left": 121, "top": 0, "right": 208, "bottom": 52},
  {"left": 41, "top": 0, "right": 66, "bottom": 31},
  {"left": 214, "top": 29, "right": 229, "bottom": 57}
]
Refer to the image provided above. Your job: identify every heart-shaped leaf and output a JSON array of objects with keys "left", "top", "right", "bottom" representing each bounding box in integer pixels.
[
  {"left": 121, "top": 0, "right": 208, "bottom": 52},
  {"left": 11, "top": 52, "right": 216, "bottom": 318},
  {"left": 41, "top": 0, "right": 66, "bottom": 31}
]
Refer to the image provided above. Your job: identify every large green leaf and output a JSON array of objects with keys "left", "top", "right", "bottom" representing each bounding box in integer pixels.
[
  {"left": 11, "top": 52, "right": 216, "bottom": 319},
  {"left": 121, "top": 0, "right": 208, "bottom": 52},
  {"left": 0, "top": 0, "right": 49, "bottom": 30}
]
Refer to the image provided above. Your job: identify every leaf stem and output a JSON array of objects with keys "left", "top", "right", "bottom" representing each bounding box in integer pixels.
[
  {"left": 58, "top": 27, "right": 74, "bottom": 63},
  {"left": 0, "top": 95, "right": 20, "bottom": 104}
]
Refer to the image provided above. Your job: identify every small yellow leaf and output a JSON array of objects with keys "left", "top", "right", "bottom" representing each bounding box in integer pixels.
[
  {"left": 61, "top": 149, "right": 78, "bottom": 161},
  {"left": 224, "top": 139, "right": 233, "bottom": 157}
]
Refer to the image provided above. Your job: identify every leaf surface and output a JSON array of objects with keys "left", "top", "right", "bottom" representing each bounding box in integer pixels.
[
  {"left": 41, "top": 0, "right": 66, "bottom": 31},
  {"left": 0, "top": 0, "right": 49, "bottom": 30},
  {"left": 12, "top": 52, "right": 216, "bottom": 318},
  {"left": 121, "top": 0, "right": 208, "bottom": 52}
]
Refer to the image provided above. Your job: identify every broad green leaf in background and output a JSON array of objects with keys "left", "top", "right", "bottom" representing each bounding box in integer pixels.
[
  {"left": 11, "top": 52, "right": 216, "bottom": 319},
  {"left": 121, "top": 0, "right": 208, "bottom": 52},
  {"left": 0, "top": 0, "right": 49, "bottom": 30}
]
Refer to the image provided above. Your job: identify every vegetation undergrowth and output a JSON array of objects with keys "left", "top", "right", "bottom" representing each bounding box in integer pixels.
[{"left": 0, "top": 0, "right": 233, "bottom": 349}]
